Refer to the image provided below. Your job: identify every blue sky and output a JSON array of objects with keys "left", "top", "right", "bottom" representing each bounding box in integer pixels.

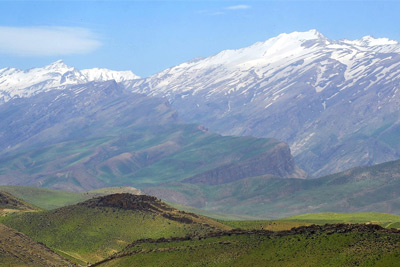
[{"left": 0, "top": 1, "right": 399, "bottom": 77}]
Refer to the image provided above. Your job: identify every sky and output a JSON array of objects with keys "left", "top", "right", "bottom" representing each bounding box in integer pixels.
[{"left": 0, "top": 0, "right": 399, "bottom": 77}]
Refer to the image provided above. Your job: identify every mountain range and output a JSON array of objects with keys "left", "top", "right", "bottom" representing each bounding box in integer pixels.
[
  {"left": 123, "top": 29, "right": 400, "bottom": 176},
  {"left": 0, "top": 60, "right": 139, "bottom": 104},
  {"left": 2, "top": 30, "right": 400, "bottom": 176},
  {"left": 1, "top": 29, "right": 400, "bottom": 267},
  {"left": 0, "top": 80, "right": 305, "bottom": 191},
  {"left": 1, "top": 29, "right": 400, "bottom": 217}
]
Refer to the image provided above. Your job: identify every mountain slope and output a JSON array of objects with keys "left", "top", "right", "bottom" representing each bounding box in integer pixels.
[
  {"left": 2, "top": 193, "right": 230, "bottom": 264},
  {"left": 124, "top": 29, "right": 400, "bottom": 176},
  {"left": 0, "top": 81, "right": 305, "bottom": 191},
  {"left": 0, "top": 190, "right": 36, "bottom": 211},
  {"left": 0, "top": 224, "right": 72, "bottom": 266},
  {"left": 95, "top": 224, "right": 400, "bottom": 267},
  {"left": 144, "top": 158, "right": 400, "bottom": 218},
  {"left": 0, "top": 60, "right": 139, "bottom": 103},
  {"left": 0, "top": 190, "right": 38, "bottom": 216},
  {"left": 0, "top": 185, "right": 141, "bottom": 210}
]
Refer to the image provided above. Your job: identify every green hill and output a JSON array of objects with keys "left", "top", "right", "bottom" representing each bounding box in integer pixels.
[
  {"left": 144, "top": 158, "right": 400, "bottom": 218},
  {"left": 220, "top": 212, "right": 400, "bottom": 231},
  {"left": 2, "top": 193, "right": 230, "bottom": 264},
  {"left": 94, "top": 224, "right": 400, "bottom": 267},
  {"left": 283, "top": 212, "right": 400, "bottom": 228},
  {"left": 0, "top": 185, "right": 141, "bottom": 210},
  {"left": 0, "top": 185, "right": 87, "bottom": 210}
]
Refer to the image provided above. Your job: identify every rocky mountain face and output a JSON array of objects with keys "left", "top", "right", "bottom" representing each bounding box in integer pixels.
[
  {"left": 0, "top": 81, "right": 305, "bottom": 191},
  {"left": 0, "top": 60, "right": 139, "bottom": 103},
  {"left": 124, "top": 30, "right": 400, "bottom": 176},
  {"left": 183, "top": 142, "right": 307, "bottom": 185}
]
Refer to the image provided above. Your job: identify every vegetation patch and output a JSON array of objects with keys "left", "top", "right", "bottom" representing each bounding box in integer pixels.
[
  {"left": 2, "top": 194, "right": 229, "bottom": 264},
  {"left": 94, "top": 224, "right": 400, "bottom": 267}
]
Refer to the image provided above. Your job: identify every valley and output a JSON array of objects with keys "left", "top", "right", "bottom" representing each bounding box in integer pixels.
[{"left": 1, "top": 27, "right": 400, "bottom": 266}]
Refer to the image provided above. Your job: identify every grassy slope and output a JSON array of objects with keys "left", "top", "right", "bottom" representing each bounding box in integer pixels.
[
  {"left": 98, "top": 228, "right": 400, "bottom": 267},
  {"left": 2, "top": 198, "right": 230, "bottom": 264},
  {"left": 0, "top": 223, "right": 71, "bottom": 266},
  {"left": 282, "top": 212, "right": 400, "bottom": 229},
  {"left": 145, "top": 159, "right": 400, "bottom": 218},
  {"left": 219, "top": 220, "right": 312, "bottom": 231},
  {"left": 219, "top": 212, "right": 400, "bottom": 231},
  {"left": 0, "top": 122, "right": 281, "bottom": 191},
  {"left": 0, "top": 185, "right": 91, "bottom": 210},
  {"left": 0, "top": 190, "right": 37, "bottom": 210},
  {"left": 166, "top": 201, "right": 262, "bottom": 221},
  {"left": 0, "top": 185, "right": 142, "bottom": 210}
]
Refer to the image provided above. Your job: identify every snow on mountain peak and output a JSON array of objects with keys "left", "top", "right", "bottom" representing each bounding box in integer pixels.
[
  {"left": 43, "top": 59, "right": 73, "bottom": 72},
  {"left": 0, "top": 61, "right": 140, "bottom": 103},
  {"left": 342, "top": 35, "right": 400, "bottom": 53},
  {"left": 359, "top": 35, "right": 398, "bottom": 46},
  {"left": 274, "top": 29, "right": 326, "bottom": 42},
  {"left": 81, "top": 68, "right": 140, "bottom": 83},
  {"left": 177, "top": 30, "right": 328, "bottom": 71}
]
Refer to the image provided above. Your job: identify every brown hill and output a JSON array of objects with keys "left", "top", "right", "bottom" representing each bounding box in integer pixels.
[
  {"left": 0, "top": 224, "right": 72, "bottom": 266},
  {"left": 0, "top": 191, "right": 37, "bottom": 216}
]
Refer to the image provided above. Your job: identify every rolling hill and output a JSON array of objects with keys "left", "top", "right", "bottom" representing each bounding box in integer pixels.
[
  {"left": 2, "top": 193, "right": 230, "bottom": 264},
  {"left": 2, "top": 189, "right": 400, "bottom": 266},
  {"left": 94, "top": 224, "right": 400, "bottom": 267},
  {"left": 0, "top": 185, "right": 141, "bottom": 210},
  {"left": 144, "top": 158, "right": 400, "bottom": 218}
]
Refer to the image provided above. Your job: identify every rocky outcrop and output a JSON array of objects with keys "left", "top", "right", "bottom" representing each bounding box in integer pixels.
[
  {"left": 183, "top": 142, "right": 307, "bottom": 185},
  {"left": 78, "top": 193, "right": 170, "bottom": 213}
]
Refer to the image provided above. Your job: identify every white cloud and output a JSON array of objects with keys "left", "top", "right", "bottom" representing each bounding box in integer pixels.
[
  {"left": 211, "top": 11, "right": 225, "bottom": 16},
  {"left": 0, "top": 26, "right": 102, "bottom": 57},
  {"left": 226, "top": 5, "right": 251, "bottom": 10}
]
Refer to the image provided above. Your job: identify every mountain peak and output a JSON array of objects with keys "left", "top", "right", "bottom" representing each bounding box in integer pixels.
[
  {"left": 43, "top": 59, "right": 72, "bottom": 71},
  {"left": 276, "top": 29, "right": 327, "bottom": 41},
  {"left": 359, "top": 35, "right": 398, "bottom": 46},
  {"left": 341, "top": 35, "right": 400, "bottom": 52},
  {"left": 0, "top": 61, "right": 140, "bottom": 102},
  {"left": 81, "top": 68, "right": 140, "bottom": 82}
]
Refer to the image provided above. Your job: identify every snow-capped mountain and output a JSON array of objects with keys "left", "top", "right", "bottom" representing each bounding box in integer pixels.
[
  {"left": 124, "top": 29, "right": 400, "bottom": 176},
  {"left": 0, "top": 60, "right": 139, "bottom": 103}
]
